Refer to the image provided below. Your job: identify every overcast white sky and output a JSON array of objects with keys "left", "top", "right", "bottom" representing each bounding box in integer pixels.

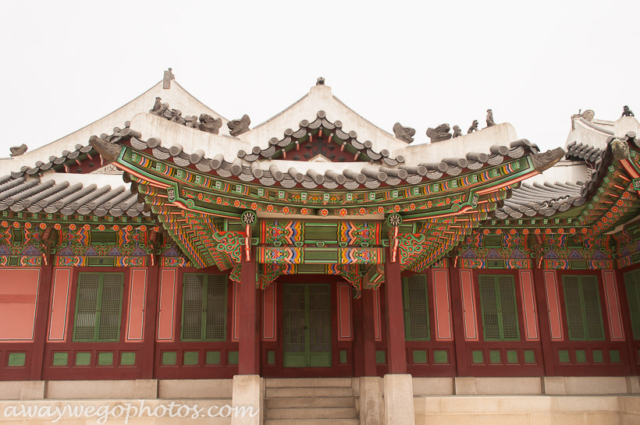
[{"left": 0, "top": 0, "right": 638, "bottom": 156}]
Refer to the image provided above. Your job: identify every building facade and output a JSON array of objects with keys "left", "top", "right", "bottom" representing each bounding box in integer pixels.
[{"left": 0, "top": 72, "right": 639, "bottom": 424}]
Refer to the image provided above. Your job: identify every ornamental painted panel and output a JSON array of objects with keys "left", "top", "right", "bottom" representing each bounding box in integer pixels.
[
  {"left": 262, "top": 284, "right": 276, "bottom": 341},
  {"left": 518, "top": 269, "right": 540, "bottom": 341},
  {"left": 0, "top": 268, "right": 40, "bottom": 341},
  {"left": 602, "top": 270, "right": 625, "bottom": 341},
  {"left": 459, "top": 269, "right": 479, "bottom": 341},
  {"left": 543, "top": 270, "right": 564, "bottom": 340},
  {"left": 433, "top": 269, "right": 453, "bottom": 341},
  {"left": 126, "top": 268, "right": 147, "bottom": 342},
  {"left": 338, "top": 283, "right": 353, "bottom": 341},
  {"left": 157, "top": 269, "right": 177, "bottom": 341},
  {"left": 48, "top": 268, "right": 71, "bottom": 342}
]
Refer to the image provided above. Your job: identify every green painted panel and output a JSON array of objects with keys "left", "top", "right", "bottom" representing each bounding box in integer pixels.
[
  {"left": 184, "top": 352, "right": 199, "bottom": 366},
  {"left": 559, "top": 350, "right": 570, "bottom": 363},
  {"left": 98, "top": 352, "right": 113, "bottom": 366},
  {"left": 52, "top": 352, "right": 68, "bottom": 366},
  {"left": 610, "top": 350, "right": 621, "bottom": 363},
  {"left": 376, "top": 351, "right": 386, "bottom": 364},
  {"left": 75, "top": 352, "right": 91, "bottom": 366},
  {"left": 182, "top": 274, "right": 228, "bottom": 342},
  {"left": 489, "top": 350, "right": 501, "bottom": 364},
  {"left": 228, "top": 351, "right": 239, "bottom": 365},
  {"left": 575, "top": 350, "right": 587, "bottom": 363},
  {"left": 479, "top": 275, "right": 520, "bottom": 341},
  {"left": 563, "top": 275, "right": 605, "bottom": 341},
  {"left": 303, "top": 248, "right": 338, "bottom": 263},
  {"left": 472, "top": 350, "right": 484, "bottom": 364},
  {"left": 507, "top": 350, "right": 518, "bottom": 364},
  {"left": 524, "top": 350, "right": 535, "bottom": 364},
  {"left": 73, "top": 273, "right": 124, "bottom": 342},
  {"left": 339, "top": 350, "right": 348, "bottom": 364},
  {"left": 267, "top": 351, "right": 276, "bottom": 365},
  {"left": 206, "top": 351, "right": 221, "bottom": 365},
  {"left": 8, "top": 353, "right": 25, "bottom": 367},
  {"left": 592, "top": 350, "right": 604, "bottom": 363},
  {"left": 120, "top": 352, "right": 136, "bottom": 366},
  {"left": 433, "top": 350, "right": 448, "bottom": 364},
  {"left": 413, "top": 350, "right": 428, "bottom": 364},
  {"left": 304, "top": 224, "right": 338, "bottom": 243},
  {"left": 162, "top": 352, "right": 177, "bottom": 365},
  {"left": 403, "top": 275, "right": 430, "bottom": 341}
]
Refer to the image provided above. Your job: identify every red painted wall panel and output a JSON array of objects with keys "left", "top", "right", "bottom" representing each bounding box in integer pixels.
[
  {"left": 47, "top": 268, "right": 71, "bottom": 342},
  {"left": 157, "top": 269, "right": 177, "bottom": 341},
  {"left": 459, "top": 269, "right": 479, "bottom": 341},
  {"left": 338, "top": 283, "right": 353, "bottom": 341},
  {"left": 433, "top": 269, "right": 453, "bottom": 341},
  {"left": 126, "top": 268, "right": 148, "bottom": 342},
  {"left": 544, "top": 270, "right": 564, "bottom": 341},
  {"left": 519, "top": 270, "right": 540, "bottom": 341},
  {"left": 262, "top": 284, "right": 276, "bottom": 341},
  {"left": 0, "top": 268, "right": 40, "bottom": 341},
  {"left": 602, "top": 270, "right": 624, "bottom": 341}
]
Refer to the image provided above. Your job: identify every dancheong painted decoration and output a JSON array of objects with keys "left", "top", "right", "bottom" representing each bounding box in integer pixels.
[{"left": 1, "top": 71, "right": 640, "bottom": 395}]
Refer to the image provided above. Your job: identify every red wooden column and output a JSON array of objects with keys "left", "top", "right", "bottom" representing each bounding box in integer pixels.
[
  {"left": 142, "top": 262, "right": 160, "bottom": 379},
  {"left": 29, "top": 262, "right": 54, "bottom": 380},
  {"left": 361, "top": 289, "right": 378, "bottom": 376},
  {"left": 533, "top": 265, "right": 556, "bottom": 376},
  {"left": 238, "top": 248, "right": 259, "bottom": 375},
  {"left": 448, "top": 264, "right": 468, "bottom": 376},
  {"left": 384, "top": 246, "right": 407, "bottom": 374}
]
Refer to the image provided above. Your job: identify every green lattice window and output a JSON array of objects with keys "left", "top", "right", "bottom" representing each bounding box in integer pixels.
[
  {"left": 73, "top": 273, "right": 124, "bottom": 342},
  {"left": 562, "top": 275, "right": 605, "bottom": 341},
  {"left": 402, "top": 274, "right": 430, "bottom": 341},
  {"left": 624, "top": 269, "right": 640, "bottom": 340},
  {"left": 181, "top": 274, "right": 227, "bottom": 342},
  {"left": 478, "top": 275, "right": 520, "bottom": 341}
]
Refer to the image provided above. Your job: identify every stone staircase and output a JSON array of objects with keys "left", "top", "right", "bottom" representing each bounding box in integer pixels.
[{"left": 264, "top": 378, "right": 358, "bottom": 425}]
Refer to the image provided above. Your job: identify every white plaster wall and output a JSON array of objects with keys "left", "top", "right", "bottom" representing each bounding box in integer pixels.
[
  {"left": 243, "top": 84, "right": 408, "bottom": 153},
  {"left": 524, "top": 160, "right": 589, "bottom": 185},
  {"left": 396, "top": 123, "right": 519, "bottom": 166},
  {"left": 5, "top": 81, "right": 228, "bottom": 172}
]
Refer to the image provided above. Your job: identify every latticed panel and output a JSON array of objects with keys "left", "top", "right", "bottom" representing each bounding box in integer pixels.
[
  {"left": 498, "top": 276, "right": 519, "bottom": 340},
  {"left": 97, "top": 274, "right": 123, "bottom": 341},
  {"left": 581, "top": 276, "right": 604, "bottom": 340},
  {"left": 625, "top": 270, "right": 640, "bottom": 340},
  {"left": 479, "top": 276, "right": 501, "bottom": 340},
  {"left": 309, "top": 285, "right": 331, "bottom": 354},
  {"left": 182, "top": 274, "right": 204, "bottom": 340},
  {"left": 563, "top": 276, "right": 586, "bottom": 340},
  {"left": 205, "top": 275, "right": 227, "bottom": 341},
  {"left": 404, "top": 275, "right": 429, "bottom": 340},
  {"left": 283, "top": 285, "right": 306, "bottom": 354},
  {"left": 74, "top": 274, "right": 100, "bottom": 341}
]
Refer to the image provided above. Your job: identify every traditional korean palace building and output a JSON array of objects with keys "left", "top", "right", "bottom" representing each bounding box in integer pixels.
[{"left": 0, "top": 71, "right": 639, "bottom": 424}]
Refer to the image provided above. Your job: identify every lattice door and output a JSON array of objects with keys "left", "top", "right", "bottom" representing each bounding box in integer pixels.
[{"left": 283, "top": 284, "right": 332, "bottom": 367}]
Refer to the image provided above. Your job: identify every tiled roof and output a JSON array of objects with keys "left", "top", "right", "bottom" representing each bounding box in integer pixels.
[
  {"left": 565, "top": 141, "right": 604, "bottom": 162},
  {"left": 0, "top": 176, "right": 146, "bottom": 217},
  {"left": 122, "top": 135, "right": 542, "bottom": 190},
  {"left": 494, "top": 181, "right": 586, "bottom": 219}
]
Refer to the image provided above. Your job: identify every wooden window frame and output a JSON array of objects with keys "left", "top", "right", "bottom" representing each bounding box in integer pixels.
[
  {"left": 478, "top": 274, "right": 521, "bottom": 342},
  {"left": 625, "top": 269, "right": 640, "bottom": 340},
  {"left": 180, "top": 273, "right": 228, "bottom": 342},
  {"left": 561, "top": 274, "right": 605, "bottom": 341},
  {"left": 402, "top": 274, "right": 430, "bottom": 341},
  {"left": 72, "top": 272, "right": 124, "bottom": 342}
]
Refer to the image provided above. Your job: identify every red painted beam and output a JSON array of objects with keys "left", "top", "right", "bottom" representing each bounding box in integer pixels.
[
  {"left": 533, "top": 266, "right": 557, "bottom": 376},
  {"left": 448, "top": 265, "right": 468, "bottom": 376},
  {"left": 238, "top": 248, "right": 259, "bottom": 375},
  {"left": 384, "top": 247, "right": 407, "bottom": 374},
  {"left": 142, "top": 263, "right": 159, "bottom": 379}
]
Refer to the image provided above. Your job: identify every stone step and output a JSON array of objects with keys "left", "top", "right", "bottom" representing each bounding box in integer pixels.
[
  {"left": 266, "top": 378, "right": 352, "bottom": 388},
  {"left": 266, "top": 407, "right": 357, "bottom": 420},
  {"left": 266, "top": 387, "right": 353, "bottom": 398},
  {"left": 266, "top": 397, "right": 355, "bottom": 409},
  {"left": 265, "top": 420, "right": 359, "bottom": 425}
]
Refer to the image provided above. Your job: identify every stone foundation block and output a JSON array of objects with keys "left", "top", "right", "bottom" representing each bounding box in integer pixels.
[{"left": 383, "top": 374, "right": 415, "bottom": 425}]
